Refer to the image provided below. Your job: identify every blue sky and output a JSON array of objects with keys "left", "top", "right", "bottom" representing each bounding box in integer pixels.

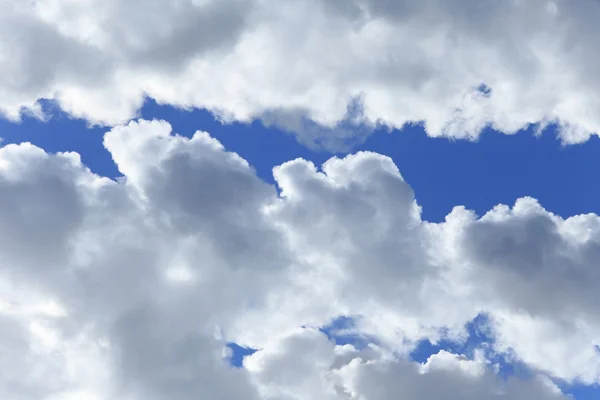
[
  {"left": 6, "top": 98, "right": 600, "bottom": 224},
  {"left": 3, "top": 99, "right": 599, "bottom": 399}
]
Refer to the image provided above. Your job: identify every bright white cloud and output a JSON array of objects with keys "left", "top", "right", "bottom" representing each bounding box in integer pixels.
[
  {"left": 0, "top": 119, "right": 599, "bottom": 398},
  {"left": 2, "top": 0, "right": 600, "bottom": 148}
]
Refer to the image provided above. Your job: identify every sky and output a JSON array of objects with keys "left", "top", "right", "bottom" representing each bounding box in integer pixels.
[{"left": 3, "top": 1, "right": 600, "bottom": 399}]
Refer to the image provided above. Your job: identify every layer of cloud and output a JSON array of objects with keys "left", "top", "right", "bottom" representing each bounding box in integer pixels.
[
  {"left": 2, "top": 0, "right": 600, "bottom": 148},
  {"left": 1, "top": 118, "right": 599, "bottom": 398}
]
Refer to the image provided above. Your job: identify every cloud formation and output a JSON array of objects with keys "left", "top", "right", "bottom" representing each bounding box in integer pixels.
[
  {"left": 1, "top": 119, "right": 598, "bottom": 398},
  {"left": 2, "top": 0, "right": 600, "bottom": 148}
]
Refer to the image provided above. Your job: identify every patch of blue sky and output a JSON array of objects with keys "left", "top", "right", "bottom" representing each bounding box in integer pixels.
[
  {"left": 319, "top": 316, "right": 375, "bottom": 350},
  {"left": 562, "top": 384, "right": 600, "bottom": 399},
  {"left": 321, "top": 313, "right": 526, "bottom": 381},
  {"left": 409, "top": 314, "right": 526, "bottom": 381},
  {"left": 226, "top": 342, "right": 257, "bottom": 368},
  {"left": 3, "top": 99, "right": 600, "bottom": 224},
  {"left": 0, "top": 99, "right": 119, "bottom": 178}
]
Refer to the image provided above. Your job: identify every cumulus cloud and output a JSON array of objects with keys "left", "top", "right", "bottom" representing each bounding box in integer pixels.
[
  {"left": 245, "top": 328, "right": 566, "bottom": 400},
  {"left": 0, "top": 119, "right": 598, "bottom": 398},
  {"left": 2, "top": 0, "right": 600, "bottom": 148}
]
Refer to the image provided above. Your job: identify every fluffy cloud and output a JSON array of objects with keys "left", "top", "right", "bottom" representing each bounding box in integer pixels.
[
  {"left": 0, "top": 118, "right": 597, "bottom": 398},
  {"left": 2, "top": 0, "right": 600, "bottom": 148},
  {"left": 245, "top": 328, "right": 566, "bottom": 400}
]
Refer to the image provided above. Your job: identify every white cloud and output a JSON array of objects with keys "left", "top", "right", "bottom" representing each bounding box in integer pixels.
[
  {"left": 245, "top": 328, "right": 566, "bottom": 400},
  {"left": 3, "top": 0, "right": 600, "bottom": 148},
  {"left": 0, "top": 118, "right": 598, "bottom": 397}
]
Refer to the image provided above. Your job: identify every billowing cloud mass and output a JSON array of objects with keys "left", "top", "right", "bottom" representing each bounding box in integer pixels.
[
  {"left": 2, "top": 0, "right": 600, "bottom": 148},
  {"left": 0, "top": 118, "right": 598, "bottom": 398}
]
